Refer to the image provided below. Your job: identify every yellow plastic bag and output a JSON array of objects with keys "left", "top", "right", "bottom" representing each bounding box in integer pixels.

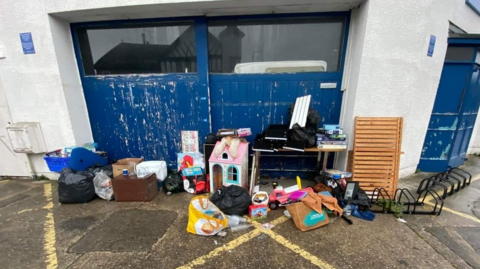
[{"left": 187, "top": 195, "right": 227, "bottom": 236}]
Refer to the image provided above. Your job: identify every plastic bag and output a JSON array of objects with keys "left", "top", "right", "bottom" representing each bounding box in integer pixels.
[
  {"left": 210, "top": 185, "right": 251, "bottom": 216},
  {"left": 187, "top": 195, "right": 227, "bottom": 236},
  {"left": 163, "top": 171, "right": 184, "bottom": 193},
  {"left": 58, "top": 168, "right": 96, "bottom": 204},
  {"left": 87, "top": 165, "right": 113, "bottom": 178},
  {"left": 290, "top": 123, "right": 317, "bottom": 147},
  {"left": 93, "top": 171, "right": 114, "bottom": 201},
  {"left": 136, "top": 161, "right": 167, "bottom": 181}
]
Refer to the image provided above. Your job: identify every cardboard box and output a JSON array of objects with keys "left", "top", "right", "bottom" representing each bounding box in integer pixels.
[
  {"left": 112, "top": 158, "right": 143, "bottom": 177},
  {"left": 286, "top": 203, "right": 329, "bottom": 232},
  {"left": 112, "top": 173, "right": 158, "bottom": 202}
]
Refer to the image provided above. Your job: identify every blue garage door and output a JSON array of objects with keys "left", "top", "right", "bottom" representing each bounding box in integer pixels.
[
  {"left": 72, "top": 19, "right": 211, "bottom": 167},
  {"left": 419, "top": 40, "right": 480, "bottom": 172},
  {"left": 72, "top": 13, "right": 349, "bottom": 170},
  {"left": 207, "top": 15, "right": 349, "bottom": 176}
]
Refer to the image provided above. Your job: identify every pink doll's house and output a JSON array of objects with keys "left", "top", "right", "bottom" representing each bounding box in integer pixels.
[{"left": 209, "top": 142, "right": 249, "bottom": 193}]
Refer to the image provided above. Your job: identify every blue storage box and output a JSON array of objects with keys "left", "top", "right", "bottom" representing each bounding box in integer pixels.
[{"left": 44, "top": 156, "right": 70, "bottom": 172}]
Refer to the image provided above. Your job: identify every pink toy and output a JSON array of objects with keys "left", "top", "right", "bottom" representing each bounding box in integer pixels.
[
  {"left": 268, "top": 187, "right": 313, "bottom": 210},
  {"left": 288, "top": 190, "right": 308, "bottom": 201},
  {"left": 209, "top": 142, "right": 249, "bottom": 193}
]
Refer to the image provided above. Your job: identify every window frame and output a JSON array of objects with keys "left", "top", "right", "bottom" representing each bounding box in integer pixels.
[
  {"left": 226, "top": 165, "right": 238, "bottom": 183},
  {"left": 444, "top": 44, "right": 480, "bottom": 64},
  {"left": 206, "top": 16, "right": 347, "bottom": 74},
  {"left": 71, "top": 12, "right": 350, "bottom": 78},
  {"left": 73, "top": 20, "right": 198, "bottom": 76},
  {"left": 206, "top": 12, "right": 349, "bottom": 75}
]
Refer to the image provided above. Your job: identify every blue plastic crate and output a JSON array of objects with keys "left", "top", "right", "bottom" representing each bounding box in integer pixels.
[{"left": 44, "top": 156, "right": 70, "bottom": 172}]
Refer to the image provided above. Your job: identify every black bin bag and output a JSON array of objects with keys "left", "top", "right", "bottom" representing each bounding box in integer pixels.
[
  {"left": 58, "top": 168, "right": 96, "bottom": 204},
  {"left": 210, "top": 185, "right": 251, "bottom": 216},
  {"left": 289, "top": 104, "right": 321, "bottom": 129},
  {"left": 163, "top": 171, "right": 184, "bottom": 193},
  {"left": 290, "top": 123, "right": 317, "bottom": 147}
]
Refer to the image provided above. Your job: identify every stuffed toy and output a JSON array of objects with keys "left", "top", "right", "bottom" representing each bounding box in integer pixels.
[{"left": 213, "top": 136, "right": 241, "bottom": 158}]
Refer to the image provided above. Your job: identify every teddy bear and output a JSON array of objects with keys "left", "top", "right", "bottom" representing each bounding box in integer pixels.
[{"left": 213, "top": 136, "right": 241, "bottom": 158}]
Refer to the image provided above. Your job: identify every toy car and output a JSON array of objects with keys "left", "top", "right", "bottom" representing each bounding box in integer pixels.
[{"left": 268, "top": 186, "right": 313, "bottom": 210}]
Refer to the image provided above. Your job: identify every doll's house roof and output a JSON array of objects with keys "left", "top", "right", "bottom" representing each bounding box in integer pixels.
[{"left": 209, "top": 141, "right": 248, "bottom": 165}]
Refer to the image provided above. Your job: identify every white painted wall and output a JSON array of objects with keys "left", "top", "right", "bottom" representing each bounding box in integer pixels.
[
  {"left": 336, "top": 1, "right": 371, "bottom": 170},
  {"left": 48, "top": 16, "right": 93, "bottom": 146},
  {"left": 44, "top": 0, "right": 363, "bottom": 22},
  {"left": 468, "top": 112, "right": 480, "bottom": 155},
  {"left": 0, "top": 73, "right": 30, "bottom": 177},
  {"left": 0, "top": 0, "right": 91, "bottom": 176},
  {"left": 338, "top": 0, "right": 480, "bottom": 177}
]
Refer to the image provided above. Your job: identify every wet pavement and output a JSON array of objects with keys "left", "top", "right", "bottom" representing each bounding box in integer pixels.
[{"left": 0, "top": 155, "right": 479, "bottom": 269}]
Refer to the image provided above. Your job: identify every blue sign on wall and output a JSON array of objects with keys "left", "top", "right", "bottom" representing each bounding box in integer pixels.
[
  {"left": 19, "top": 32, "right": 35, "bottom": 54},
  {"left": 466, "top": 0, "right": 480, "bottom": 16},
  {"left": 427, "top": 35, "right": 436, "bottom": 57}
]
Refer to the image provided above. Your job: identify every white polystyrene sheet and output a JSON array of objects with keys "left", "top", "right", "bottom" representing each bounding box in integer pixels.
[{"left": 289, "top": 95, "right": 311, "bottom": 129}]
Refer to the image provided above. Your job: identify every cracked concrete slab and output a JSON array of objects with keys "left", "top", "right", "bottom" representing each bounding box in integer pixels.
[{"left": 69, "top": 209, "right": 177, "bottom": 253}]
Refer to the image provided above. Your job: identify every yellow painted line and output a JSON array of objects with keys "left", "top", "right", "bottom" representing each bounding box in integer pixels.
[
  {"left": 270, "top": 215, "right": 289, "bottom": 226},
  {"left": 179, "top": 215, "right": 335, "bottom": 269},
  {"left": 424, "top": 173, "right": 480, "bottom": 202},
  {"left": 424, "top": 200, "right": 480, "bottom": 224},
  {"left": 0, "top": 180, "right": 10, "bottom": 184},
  {"left": 420, "top": 173, "right": 480, "bottom": 224},
  {"left": 261, "top": 228, "right": 336, "bottom": 269},
  {"left": 17, "top": 208, "right": 33, "bottom": 214},
  {"left": 176, "top": 229, "right": 262, "bottom": 269},
  {"left": 43, "top": 184, "right": 58, "bottom": 269},
  {"left": 249, "top": 215, "right": 336, "bottom": 269},
  {"left": 249, "top": 215, "right": 289, "bottom": 230}
]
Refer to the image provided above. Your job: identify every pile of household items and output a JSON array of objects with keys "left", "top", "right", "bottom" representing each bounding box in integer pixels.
[
  {"left": 44, "top": 143, "right": 168, "bottom": 203},
  {"left": 186, "top": 161, "right": 375, "bottom": 236},
  {"left": 46, "top": 95, "right": 376, "bottom": 236},
  {"left": 184, "top": 96, "right": 373, "bottom": 236}
]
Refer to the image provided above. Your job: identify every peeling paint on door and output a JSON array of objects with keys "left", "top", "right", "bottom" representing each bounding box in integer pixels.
[{"left": 82, "top": 74, "right": 209, "bottom": 167}]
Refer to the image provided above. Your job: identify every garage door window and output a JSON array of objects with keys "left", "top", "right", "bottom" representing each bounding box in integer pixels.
[
  {"left": 207, "top": 17, "right": 345, "bottom": 74},
  {"left": 76, "top": 21, "right": 197, "bottom": 75}
]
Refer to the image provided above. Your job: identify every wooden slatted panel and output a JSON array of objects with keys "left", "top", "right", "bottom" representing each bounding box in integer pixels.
[
  {"left": 347, "top": 150, "right": 353, "bottom": 174},
  {"left": 352, "top": 117, "right": 403, "bottom": 198}
]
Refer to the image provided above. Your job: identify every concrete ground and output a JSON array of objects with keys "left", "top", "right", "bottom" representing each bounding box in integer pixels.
[{"left": 0, "top": 156, "right": 479, "bottom": 269}]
